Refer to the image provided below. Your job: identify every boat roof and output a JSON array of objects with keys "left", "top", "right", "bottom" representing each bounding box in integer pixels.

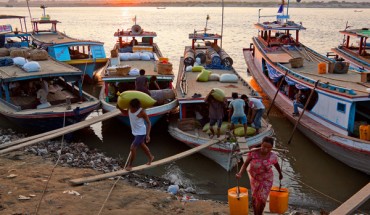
[
  {"left": 339, "top": 28, "right": 370, "bottom": 38},
  {"left": 255, "top": 20, "right": 306, "bottom": 31},
  {"left": 31, "top": 19, "right": 61, "bottom": 24},
  {"left": 102, "top": 60, "right": 174, "bottom": 81},
  {"left": 0, "top": 15, "right": 26, "bottom": 20},
  {"left": 0, "top": 57, "right": 82, "bottom": 82},
  {"left": 189, "top": 33, "right": 222, "bottom": 40},
  {"left": 31, "top": 31, "right": 103, "bottom": 45},
  {"left": 114, "top": 30, "right": 157, "bottom": 38}
]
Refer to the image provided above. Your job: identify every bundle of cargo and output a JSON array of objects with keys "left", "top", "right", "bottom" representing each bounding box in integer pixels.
[
  {"left": 184, "top": 47, "right": 195, "bottom": 66},
  {"left": 157, "top": 57, "right": 173, "bottom": 75}
]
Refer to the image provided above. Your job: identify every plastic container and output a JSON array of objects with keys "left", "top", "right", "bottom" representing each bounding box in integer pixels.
[
  {"left": 269, "top": 186, "right": 289, "bottom": 214},
  {"left": 359, "top": 125, "right": 370, "bottom": 141},
  {"left": 318, "top": 62, "right": 327, "bottom": 74},
  {"left": 228, "top": 187, "right": 248, "bottom": 215},
  {"left": 159, "top": 57, "right": 168, "bottom": 63}
]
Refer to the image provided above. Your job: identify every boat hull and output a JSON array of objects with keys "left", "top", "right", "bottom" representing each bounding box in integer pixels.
[
  {"left": 101, "top": 99, "right": 178, "bottom": 127},
  {"left": 0, "top": 102, "right": 100, "bottom": 133},
  {"left": 168, "top": 121, "right": 274, "bottom": 171}
]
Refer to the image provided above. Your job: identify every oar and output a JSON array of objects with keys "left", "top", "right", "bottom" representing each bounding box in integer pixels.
[
  {"left": 266, "top": 70, "right": 289, "bottom": 117},
  {"left": 288, "top": 80, "right": 320, "bottom": 144}
]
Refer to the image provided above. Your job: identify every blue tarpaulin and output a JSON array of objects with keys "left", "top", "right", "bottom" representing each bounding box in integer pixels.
[
  {"left": 266, "top": 64, "right": 283, "bottom": 83},
  {"left": 267, "top": 63, "right": 309, "bottom": 89}
]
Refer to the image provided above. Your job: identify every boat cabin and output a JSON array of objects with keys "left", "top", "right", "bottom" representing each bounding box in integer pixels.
[
  {"left": 114, "top": 25, "right": 157, "bottom": 53},
  {"left": 0, "top": 15, "right": 30, "bottom": 48},
  {"left": 255, "top": 21, "right": 305, "bottom": 47},
  {"left": 339, "top": 28, "right": 370, "bottom": 60},
  {"left": 31, "top": 18, "right": 60, "bottom": 34}
]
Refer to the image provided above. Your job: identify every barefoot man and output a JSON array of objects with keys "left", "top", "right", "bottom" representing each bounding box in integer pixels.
[{"left": 119, "top": 98, "right": 154, "bottom": 171}]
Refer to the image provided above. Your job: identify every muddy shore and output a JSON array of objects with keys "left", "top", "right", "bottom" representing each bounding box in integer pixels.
[{"left": 0, "top": 129, "right": 321, "bottom": 214}]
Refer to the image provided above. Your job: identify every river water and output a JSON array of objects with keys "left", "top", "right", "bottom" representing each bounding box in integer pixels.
[{"left": 2, "top": 6, "right": 370, "bottom": 212}]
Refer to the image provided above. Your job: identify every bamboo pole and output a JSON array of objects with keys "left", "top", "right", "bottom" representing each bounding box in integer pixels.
[
  {"left": 69, "top": 139, "right": 221, "bottom": 185},
  {"left": 288, "top": 80, "right": 320, "bottom": 144},
  {"left": 0, "top": 110, "right": 121, "bottom": 155},
  {"left": 266, "top": 70, "right": 289, "bottom": 117}
]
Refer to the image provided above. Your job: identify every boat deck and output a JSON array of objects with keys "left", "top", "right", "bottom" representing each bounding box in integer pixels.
[
  {"left": 0, "top": 57, "right": 81, "bottom": 80},
  {"left": 258, "top": 40, "right": 370, "bottom": 97},
  {"left": 10, "top": 84, "right": 78, "bottom": 110},
  {"left": 31, "top": 31, "right": 102, "bottom": 45},
  {"left": 176, "top": 58, "right": 255, "bottom": 101}
]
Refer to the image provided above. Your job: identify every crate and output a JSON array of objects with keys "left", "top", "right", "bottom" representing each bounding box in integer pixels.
[
  {"left": 289, "top": 57, "right": 304, "bottom": 68},
  {"left": 116, "top": 65, "right": 131, "bottom": 76},
  {"left": 157, "top": 62, "right": 173, "bottom": 75}
]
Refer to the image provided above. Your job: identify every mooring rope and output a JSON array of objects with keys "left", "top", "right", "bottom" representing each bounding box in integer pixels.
[{"left": 97, "top": 152, "right": 131, "bottom": 215}]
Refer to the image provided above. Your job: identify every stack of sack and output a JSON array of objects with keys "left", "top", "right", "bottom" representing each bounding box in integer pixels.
[
  {"left": 188, "top": 65, "right": 238, "bottom": 83},
  {"left": 0, "top": 48, "right": 48, "bottom": 72},
  {"left": 119, "top": 52, "right": 154, "bottom": 61}
]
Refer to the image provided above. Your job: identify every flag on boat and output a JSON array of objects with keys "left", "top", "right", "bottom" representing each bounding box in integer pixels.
[{"left": 277, "top": 4, "right": 284, "bottom": 14}]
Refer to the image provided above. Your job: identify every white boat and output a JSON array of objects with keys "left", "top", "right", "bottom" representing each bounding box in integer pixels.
[
  {"left": 169, "top": 28, "right": 273, "bottom": 171},
  {"left": 243, "top": 2, "right": 370, "bottom": 174}
]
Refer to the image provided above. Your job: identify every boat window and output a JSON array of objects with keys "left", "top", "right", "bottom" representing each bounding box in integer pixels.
[
  {"left": 337, "top": 102, "right": 346, "bottom": 113},
  {"left": 69, "top": 45, "right": 91, "bottom": 60}
]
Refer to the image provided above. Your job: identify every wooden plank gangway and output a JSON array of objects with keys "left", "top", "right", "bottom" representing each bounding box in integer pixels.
[
  {"left": 330, "top": 182, "right": 370, "bottom": 215},
  {"left": 0, "top": 110, "right": 121, "bottom": 155},
  {"left": 69, "top": 139, "right": 222, "bottom": 185}
]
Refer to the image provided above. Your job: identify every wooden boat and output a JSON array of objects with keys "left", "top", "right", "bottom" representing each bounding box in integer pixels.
[
  {"left": 330, "top": 27, "right": 370, "bottom": 72},
  {"left": 0, "top": 15, "right": 30, "bottom": 49},
  {"left": 30, "top": 8, "right": 107, "bottom": 80},
  {"left": 168, "top": 31, "right": 273, "bottom": 171},
  {"left": 0, "top": 55, "right": 100, "bottom": 132},
  {"left": 243, "top": 3, "right": 370, "bottom": 174},
  {"left": 99, "top": 22, "right": 177, "bottom": 126}
]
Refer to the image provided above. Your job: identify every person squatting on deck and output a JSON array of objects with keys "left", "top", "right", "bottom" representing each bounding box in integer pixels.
[
  {"left": 245, "top": 96, "right": 265, "bottom": 134},
  {"left": 204, "top": 89, "right": 227, "bottom": 138},
  {"left": 228, "top": 92, "right": 248, "bottom": 138},
  {"left": 35, "top": 82, "right": 50, "bottom": 109},
  {"left": 118, "top": 99, "right": 154, "bottom": 171},
  {"left": 135, "top": 69, "right": 151, "bottom": 96},
  {"left": 292, "top": 89, "right": 306, "bottom": 117},
  {"left": 236, "top": 136, "right": 283, "bottom": 215}
]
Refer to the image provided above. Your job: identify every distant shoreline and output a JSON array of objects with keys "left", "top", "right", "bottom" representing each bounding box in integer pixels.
[{"left": 1, "top": 2, "right": 370, "bottom": 8}]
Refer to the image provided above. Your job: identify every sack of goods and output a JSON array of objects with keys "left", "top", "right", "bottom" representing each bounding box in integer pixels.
[
  {"left": 29, "top": 49, "right": 48, "bottom": 61},
  {"left": 196, "top": 69, "right": 211, "bottom": 82},
  {"left": 234, "top": 127, "right": 256, "bottom": 136},
  {"left": 23, "top": 61, "right": 41, "bottom": 72},
  {"left": 157, "top": 61, "right": 173, "bottom": 75},
  {"left": 117, "top": 90, "right": 156, "bottom": 109},
  {"left": 211, "top": 88, "right": 225, "bottom": 102}
]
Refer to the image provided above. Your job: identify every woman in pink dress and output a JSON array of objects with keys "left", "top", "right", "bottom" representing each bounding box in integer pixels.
[{"left": 236, "top": 136, "right": 283, "bottom": 215}]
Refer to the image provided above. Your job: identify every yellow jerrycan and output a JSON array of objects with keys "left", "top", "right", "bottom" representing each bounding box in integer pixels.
[
  {"left": 359, "top": 125, "right": 370, "bottom": 141},
  {"left": 318, "top": 62, "right": 327, "bottom": 74},
  {"left": 269, "top": 186, "right": 289, "bottom": 214},
  {"left": 228, "top": 186, "right": 248, "bottom": 215}
]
